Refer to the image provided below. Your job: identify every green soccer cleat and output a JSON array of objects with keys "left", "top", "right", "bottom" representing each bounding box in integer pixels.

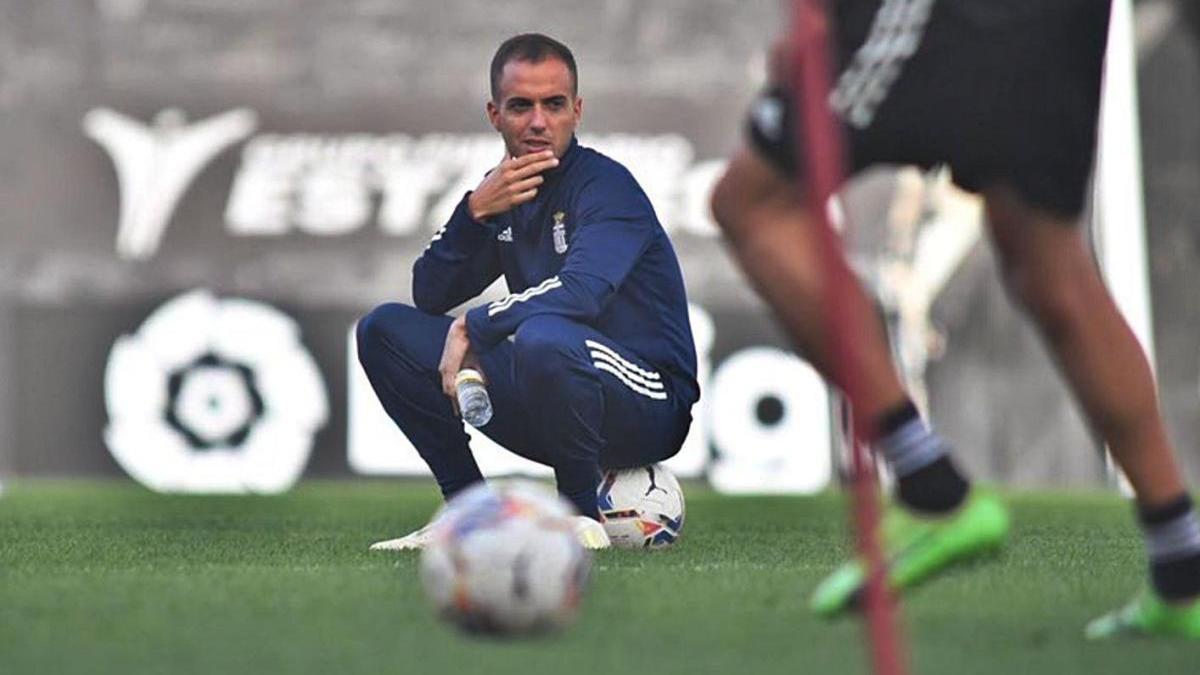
[
  {"left": 811, "top": 490, "right": 1010, "bottom": 617},
  {"left": 1085, "top": 592, "right": 1200, "bottom": 640}
]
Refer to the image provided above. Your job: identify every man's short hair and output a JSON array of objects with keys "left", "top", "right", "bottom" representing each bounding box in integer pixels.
[{"left": 489, "top": 33, "right": 578, "bottom": 101}]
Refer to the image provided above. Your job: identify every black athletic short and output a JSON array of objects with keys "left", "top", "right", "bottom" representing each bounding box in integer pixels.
[{"left": 747, "top": 0, "right": 1112, "bottom": 218}]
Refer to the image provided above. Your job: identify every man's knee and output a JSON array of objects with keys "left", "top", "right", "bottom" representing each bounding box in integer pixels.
[
  {"left": 356, "top": 302, "right": 424, "bottom": 367},
  {"left": 710, "top": 166, "right": 742, "bottom": 235},
  {"left": 512, "top": 315, "right": 585, "bottom": 387},
  {"left": 710, "top": 158, "right": 753, "bottom": 239},
  {"left": 710, "top": 146, "right": 798, "bottom": 240}
]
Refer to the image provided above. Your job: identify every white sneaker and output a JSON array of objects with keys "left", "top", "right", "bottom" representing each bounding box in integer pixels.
[
  {"left": 368, "top": 521, "right": 436, "bottom": 551},
  {"left": 574, "top": 516, "right": 611, "bottom": 550},
  {"left": 371, "top": 516, "right": 609, "bottom": 551}
]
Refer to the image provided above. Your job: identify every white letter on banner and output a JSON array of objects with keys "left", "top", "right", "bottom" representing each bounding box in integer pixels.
[
  {"left": 225, "top": 137, "right": 295, "bottom": 236},
  {"left": 295, "top": 162, "right": 371, "bottom": 235},
  {"left": 378, "top": 161, "right": 447, "bottom": 236}
]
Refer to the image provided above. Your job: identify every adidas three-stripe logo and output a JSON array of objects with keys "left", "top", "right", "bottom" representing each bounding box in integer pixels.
[
  {"left": 424, "top": 222, "right": 448, "bottom": 250},
  {"left": 488, "top": 276, "right": 563, "bottom": 316},
  {"left": 830, "top": 0, "right": 935, "bottom": 129},
  {"left": 586, "top": 340, "right": 667, "bottom": 400}
]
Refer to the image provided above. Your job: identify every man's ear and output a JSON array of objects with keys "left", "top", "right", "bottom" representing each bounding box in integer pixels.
[{"left": 486, "top": 100, "right": 501, "bottom": 131}]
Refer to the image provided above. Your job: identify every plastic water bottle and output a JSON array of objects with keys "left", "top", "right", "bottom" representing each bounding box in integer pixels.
[{"left": 455, "top": 368, "right": 493, "bottom": 428}]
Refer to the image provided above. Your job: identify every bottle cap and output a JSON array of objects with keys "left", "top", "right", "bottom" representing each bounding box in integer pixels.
[{"left": 454, "top": 368, "right": 485, "bottom": 387}]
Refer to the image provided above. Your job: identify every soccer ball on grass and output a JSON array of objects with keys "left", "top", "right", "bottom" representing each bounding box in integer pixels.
[{"left": 419, "top": 480, "right": 591, "bottom": 636}]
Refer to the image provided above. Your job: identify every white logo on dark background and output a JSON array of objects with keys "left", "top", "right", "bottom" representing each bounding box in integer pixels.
[
  {"left": 83, "top": 107, "right": 258, "bottom": 260},
  {"left": 104, "top": 289, "right": 328, "bottom": 493}
]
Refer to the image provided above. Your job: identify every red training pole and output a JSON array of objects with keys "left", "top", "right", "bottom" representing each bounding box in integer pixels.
[{"left": 788, "top": 2, "right": 908, "bottom": 675}]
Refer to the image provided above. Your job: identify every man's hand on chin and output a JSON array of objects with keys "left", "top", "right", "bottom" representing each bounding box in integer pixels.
[{"left": 467, "top": 150, "right": 559, "bottom": 221}]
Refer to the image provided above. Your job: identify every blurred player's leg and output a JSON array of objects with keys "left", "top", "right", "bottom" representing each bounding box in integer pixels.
[
  {"left": 980, "top": 188, "right": 1200, "bottom": 638},
  {"left": 711, "top": 148, "right": 906, "bottom": 422},
  {"left": 983, "top": 189, "right": 1185, "bottom": 506},
  {"left": 712, "top": 147, "right": 1008, "bottom": 617},
  {"left": 718, "top": 0, "right": 1198, "bottom": 639},
  {"left": 787, "top": 6, "right": 904, "bottom": 665}
]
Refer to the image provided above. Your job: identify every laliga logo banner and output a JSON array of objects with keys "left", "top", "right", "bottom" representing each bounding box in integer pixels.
[{"left": 104, "top": 290, "right": 329, "bottom": 493}]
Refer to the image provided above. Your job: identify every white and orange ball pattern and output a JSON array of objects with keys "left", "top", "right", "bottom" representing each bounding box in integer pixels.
[{"left": 419, "top": 480, "right": 591, "bottom": 636}]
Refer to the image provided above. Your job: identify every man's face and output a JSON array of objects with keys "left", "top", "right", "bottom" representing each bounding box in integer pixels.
[{"left": 487, "top": 57, "right": 582, "bottom": 159}]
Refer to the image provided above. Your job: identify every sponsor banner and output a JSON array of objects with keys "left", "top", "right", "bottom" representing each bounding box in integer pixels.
[
  {"left": 13, "top": 291, "right": 840, "bottom": 494},
  {"left": 80, "top": 107, "right": 724, "bottom": 262}
]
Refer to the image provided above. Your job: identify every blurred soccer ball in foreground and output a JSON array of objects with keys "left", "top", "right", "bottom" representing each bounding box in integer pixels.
[
  {"left": 597, "top": 464, "right": 686, "bottom": 549},
  {"left": 419, "top": 480, "right": 591, "bottom": 636}
]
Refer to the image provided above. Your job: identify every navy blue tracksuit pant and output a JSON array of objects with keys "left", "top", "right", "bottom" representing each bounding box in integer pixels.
[{"left": 356, "top": 303, "right": 693, "bottom": 518}]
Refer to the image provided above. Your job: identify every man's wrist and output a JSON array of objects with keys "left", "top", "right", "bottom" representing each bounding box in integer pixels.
[
  {"left": 466, "top": 192, "right": 490, "bottom": 222},
  {"left": 464, "top": 307, "right": 496, "bottom": 353}
]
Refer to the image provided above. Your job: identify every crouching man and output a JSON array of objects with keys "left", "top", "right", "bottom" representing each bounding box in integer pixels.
[{"left": 357, "top": 33, "right": 699, "bottom": 550}]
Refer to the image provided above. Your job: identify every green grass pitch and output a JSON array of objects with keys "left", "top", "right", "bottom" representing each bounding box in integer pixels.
[{"left": 0, "top": 480, "right": 1194, "bottom": 674}]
